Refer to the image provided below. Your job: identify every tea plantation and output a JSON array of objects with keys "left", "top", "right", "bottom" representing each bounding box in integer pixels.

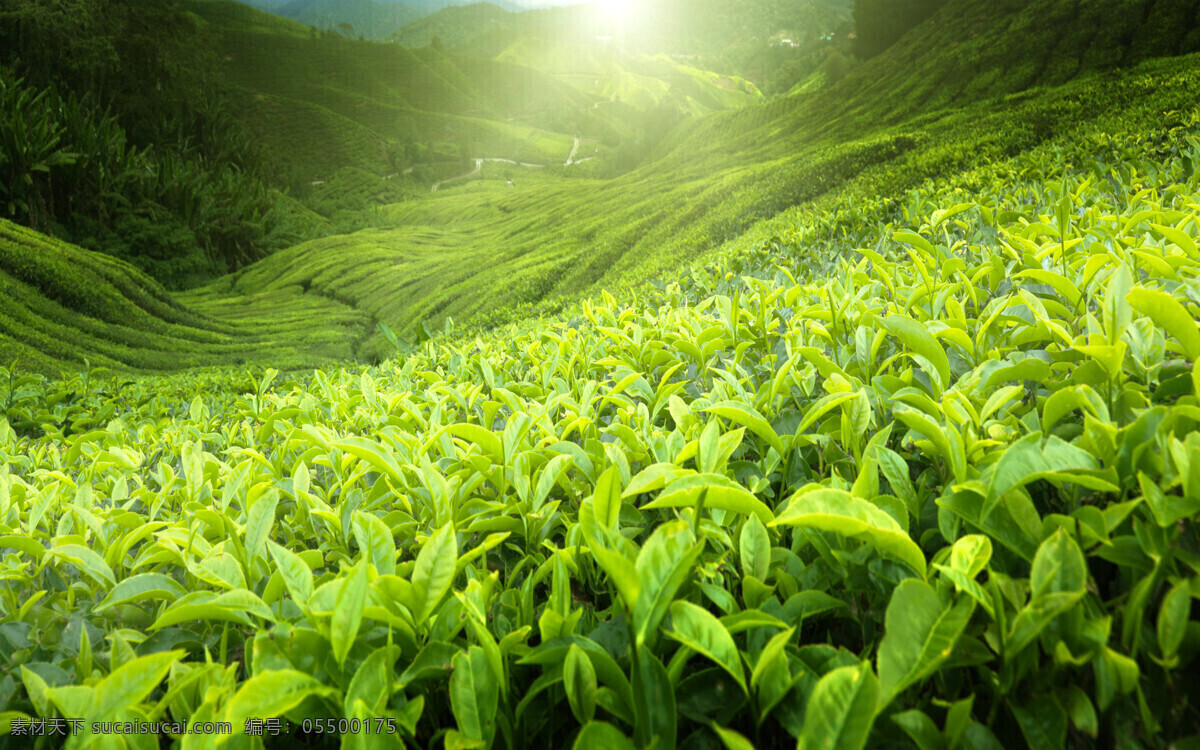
[{"left": 2, "top": 1, "right": 1200, "bottom": 749}]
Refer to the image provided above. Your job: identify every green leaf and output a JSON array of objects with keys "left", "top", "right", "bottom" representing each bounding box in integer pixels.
[
  {"left": 47, "top": 543, "right": 115, "bottom": 588},
  {"left": 706, "top": 401, "right": 784, "bottom": 456},
  {"left": 983, "top": 432, "right": 1098, "bottom": 519},
  {"left": 1094, "top": 647, "right": 1139, "bottom": 711},
  {"left": 450, "top": 647, "right": 499, "bottom": 742},
  {"left": 877, "top": 580, "right": 974, "bottom": 706},
  {"left": 396, "top": 641, "right": 459, "bottom": 688},
  {"left": 444, "top": 423, "right": 503, "bottom": 463},
  {"left": 565, "top": 644, "right": 598, "bottom": 723},
  {"left": 642, "top": 473, "right": 773, "bottom": 524},
  {"left": 1126, "top": 287, "right": 1200, "bottom": 361},
  {"left": 150, "top": 589, "right": 275, "bottom": 630},
  {"left": 882, "top": 315, "right": 951, "bottom": 390},
  {"left": 267, "top": 541, "right": 314, "bottom": 605},
  {"left": 333, "top": 437, "right": 405, "bottom": 486},
  {"left": 891, "top": 710, "right": 944, "bottom": 750},
  {"left": 750, "top": 626, "right": 796, "bottom": 719},
  {"left": 332, "top": 561, "right": 369, "bottom": 666},
  {"left": 948, "top": 535, "right": 992, "bottom": 578},
  {"left": 1031, "top": 528, "right": 1086, "bottom": 599},
  {"left": 346, "top": 645, "right": 399, "bottom": 716},
  {"left": 1157, "top": 580, "right": 1190, "bottom": 663},
  {"left": 797, "top": 663, "right": 879, "bottom": 750},
  {"left": 573, "top": 721, "right": 636, "bottom": 750},
  {"left": 412, "top": 522, "right": 458, "bottom": 624},
  {"left": 92, "top": 650, "right": 185, "bottom": 717},
  {"left": 633, "top": 648, "right": 676, "bottom": 750},
  {"left": 1011, "top": 697, "right": 1067, "bottom": 750},
  {"left": 739, "top": 515, "right": 770, "bottom": 582},
  {"left": 245, "top": 488, "right": 279, "bottom": 564},
  {"left": 1007, "top": 530, "right": 1087, "bottom": 655},
  {"left": 667, "top": 600, "right": 747, "bottom": 694},
  {"left": 225, "top": 669, "right": 333, "bottom": 728},
  {"left": 94, "top": 573, "right": 186, "bottom": 614},
  {"left": 771, "top": 488, "right": 925, "bottom": 576},
  {"left": 1102, "top": 264, "right": 1134, "bottom": 345},
  {"left": 711, "top": 723, "right": 756, "bottom": 750},
  {"left": 1059, "top": 685, "right": 1098, "bottom": 738},
  {"left": 1015, "top": 269, "right": 1081, "bottom": 307},
  {"left": 1041, "top": 385, "right": 1108, "bottom": 433},
  {"left": 593, "top": 466, "right": 623, "bottom": 535},
  {"left": 633, "top": 521, "right": 703, "bottom": 648},
  {"left": 797, "top": 392, "right": 860, "bottom": 436},
  {"left": 352, "top": 510, "right": 396, "bottom": 576}
]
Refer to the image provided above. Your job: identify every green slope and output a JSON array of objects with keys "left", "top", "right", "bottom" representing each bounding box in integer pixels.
[
  {"left": 2, "top": 93, "right": 1197, "bottom": 745},
  {"left": 185, "top": 0, "right": 596, "bottom": 184},
  {"left": 488, "top": 37, "right": 763, "bottom": 115},
  {"left": 0, "top": 220, "right": 368, "bottom": 376},
  {"left": 184, "top": 50, "right": 1200, "bottom": 359},
  {"left": 808, "top": 0, "right": 1200, "bottom": 129},
  {"left": 8, "top": 0, "right": 1200, "bottom": 375}
]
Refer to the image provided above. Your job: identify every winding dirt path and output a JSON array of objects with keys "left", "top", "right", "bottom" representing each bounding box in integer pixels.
[
  {"left": 431, "top": 159, "right": 483, "bottom": 193},
  {"left": 428, "top": 138, "right": 592, "bottom": 192}
]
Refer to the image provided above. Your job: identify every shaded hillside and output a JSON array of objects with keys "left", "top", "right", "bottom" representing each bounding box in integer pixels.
[
  {"left": 0, "top": 0, "right": 297, "bottom": 287},
  {"left": 661, "top": 0, "right": 1200, "bottom": 174},
  {"left": 829, "top": 0, "right": 1200, "bottom": 126}
]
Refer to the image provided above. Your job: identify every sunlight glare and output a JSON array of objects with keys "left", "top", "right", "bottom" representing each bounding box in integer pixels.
[{"left": 599, "top": 0, "right": 633, "bottom": 22}]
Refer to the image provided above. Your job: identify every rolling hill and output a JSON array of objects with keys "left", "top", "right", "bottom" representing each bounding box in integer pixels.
[
  {"left": 0, "top": 219, "right": 367, "bottom": 375},
  {"left": 186, "top": 0, "right": 755, "bottom": 196},
  {"left": 9, "top": 0, "right": 1200, "bottom": 374}
]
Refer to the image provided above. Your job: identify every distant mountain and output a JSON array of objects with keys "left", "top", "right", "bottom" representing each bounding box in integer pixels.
[
  {"left": 234, "top": 0, "right": 530, "bottom": 40},
  {"left": 275, "top": 0, "right": 423, "bottom": 39},
  {"left": 388, "top": 2, "right": 516, "bottom": 49},
  {"left": 389, "top": 0, "right": 847, "bottom": 93},
  {"left": 391, "top": 1, "right": 847, "bottom": 56}
]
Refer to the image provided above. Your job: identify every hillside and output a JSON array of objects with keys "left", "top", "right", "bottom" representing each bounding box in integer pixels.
[
  {"left": 9, "top": 0, "right": 1200, "bottom": 367},
  {"left": 658, "top": 0, "right": 1200, "bottom": 176},
  {"left": 390, "top": 0, "right": 851, "bottom": 88},
  {"left": 3, "top": 0, "right": 1200, "bottom": 746},
  {"left": 2, "top": 70, "right": 1199, "bottom": 747},
  {"left": 0, "top": 219, "right": 367, "bottom": 376},
  {"left": 272, "top": 0, "right": 424, "bottom": 40},
  {"left": 387, "top": 1, "right": 515, "bottom": 49},
  {"left": 174, "top": 0, "right": 1200, "bottom": 354},
  {"left": 176, "top": 51, "right": 1200, "bottom": 359},
  {"left": 391, "top": 0, "right": 849, "bottom": 55},
  {"left": 186, "top": 0, "right": 706, "bottom": 192}
]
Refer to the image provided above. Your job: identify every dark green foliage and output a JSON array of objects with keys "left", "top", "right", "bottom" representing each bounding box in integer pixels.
[
  {"left": 0, "top": 74, "right": 76, "bottom": 233},
  {"left": 852, "top": 0, "right": 946, "bottom": 59},
  {"left": 0, "top": 0, "right": 288, "bottom": 287}
]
